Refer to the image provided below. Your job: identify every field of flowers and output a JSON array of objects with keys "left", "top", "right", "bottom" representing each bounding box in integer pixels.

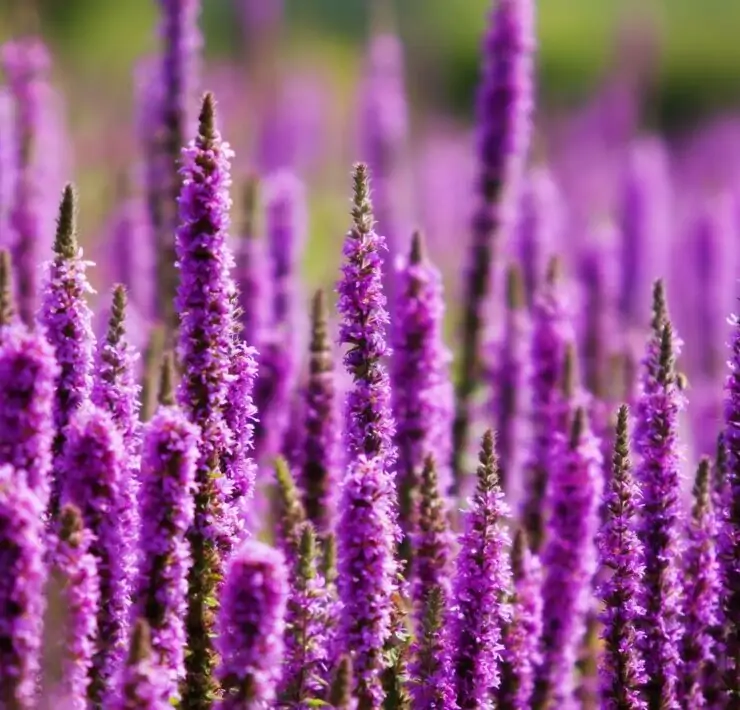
[{"left": 0, "top": 0, "right": 738, "bottom": 708}]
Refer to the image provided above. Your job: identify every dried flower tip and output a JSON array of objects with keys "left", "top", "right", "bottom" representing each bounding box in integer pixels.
[
  {"left": 692, "top": 457, "right": 711, "bottom": 520},
  {"left": 570, "top": 406, "right": 586, "bottom": 448},
  {"left": 650, "top": 279, "right": 667, "bottom": 334},
  {"left": 310, "top": 290, "right": 329, "bottom": 353},
  {"left": 158, "top": 352, "right": 176, "bottom": 407},
  {"left": 351, "top": 162, "right": 374, "bottom": 235},
  {"left": 329, "top": 655, "right": 354, "bottom": 709},
  {"left": 561, "top": 341, "right": 577, "bottom": 399},
  {"left": 657, "top": 323, "right": 676, "bottom": 387},
  {"left": 506, "top": 262, "right": 526, "bottom": 310},
  {"left": 0, "top": 249, "right": 14, "bottom": 325},
  {"left": 128, "top": 618, "right": 153, "bottom": 666},
  {"left": 198, "top": 92, "right": 217, "bottom": 145},
  {"left": 241, "top": 175, "right": 260, "bottom": 237},
  {"left": 409, "top": 230, "right": 425, "bottom": 265}
]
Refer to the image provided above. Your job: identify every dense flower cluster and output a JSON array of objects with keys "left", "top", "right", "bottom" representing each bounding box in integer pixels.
[{"left": 0, "top": 1, "right": 739, "bottom": 708}]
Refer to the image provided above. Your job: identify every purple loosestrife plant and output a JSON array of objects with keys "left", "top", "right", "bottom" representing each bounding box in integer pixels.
[
  {"left": 532, "top": 407, "right": 603, "bottom": 710},
  {"left": 329, "top": 656, "right": 355, "bottom": 710},
  {"left": 215, "top": 539, "right": 289, "bottom": 710},
  {"left": 337, "top": 455, "right": 399, "bottom": 710},
  {"left": 721, "top": 302, "right": 740, "bottom": 701},
  {"left": 274, "top": 456, "right": 308, "bottom": 565},
  {"left": 449, "top": 430, "right": 512, "bottom": 709},
  {"left": 38, "top": 185, "right": 95, "bottom": 518},
  {"left": 681, "top": 458, "right": 721, "bottom": 707},
  {"left": 0, "top": 314, "right": 58, "bottom": 508},
  {"left": 634, "top": 282, "right": 685, "bottom": 710},
  {"left": 61, "top": 404, "right": 131, "bottom": 707},
  {"left": 409, "top": 585, "right": 455, "bottom": 710},
  {"left": 497, "top": 529, "right": 543, "bottom": 710},
  {"left": 234, "top": 178, "right": 268, "bottom": 348},
  {"left": 253, "top": 171, "right": 306, "bottom": 464},
  {"left": 113, "top": 620, "right": 171, "bottom": 710},
  {"left": 1, "top": 38, "right": 50, "bottom": 325},
  {"left": 491, "top": 262, "right": 529, "bottom": 496},
  {"left": 359, "top": 32, "right": 409, "bottom": 299},
  {"left": 43, "top": 504, "right": 100, "bottom": 709},
  {"left": 155, "top": 0, "right": 201, "bottom": 329},
  {"left": 452, "top": 0, "right": 535, "bottom": 493},
  {"left": 412, "top": 456, "right": 454, "bottom": 621},
  {"left": 0, "top": 464, "right": 45, "bottom": 709},
  {"left": 391, "top": 232, "right": 453, "bottom": 571},
  {"left": 281, "top": 523, "right": 332, "bottom": 705},
  {"left": 596, "top": 405, "right": 647, "bottom": 710},
  {"left": 135, "top": 359, "right": 199, "bottom": 704},
  {"left": 338, "top": 163, "right": 396, "bottom": 466},
  {"left": 175, "top": 92, "right": 238, "bottom": 706},
  {"left": 521, "top": 257, "right": 574, "bottom": 552},
  {"left": 301, "top": 289, "right": 341, "bottom": 534},
  {"left": 92, "top": 285, "right": 141, "bottom": 587}
]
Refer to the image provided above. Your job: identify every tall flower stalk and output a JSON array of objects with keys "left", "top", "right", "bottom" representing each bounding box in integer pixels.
[
  {"left": 597, "top": 405, "right": 647, "bottom": 710},
  {"left": 135, "top": 370, "right": 199, "bottom": 703},
  {"left": 38, "top": 185, "right": 95, "bottom": 519},
  {"left": 452, "top": 0, "right": 535, "bottom": 492},
  {"left": 175, "top": 92, "right": 238, "bottom": 706},
  {"left": 449, "top": 430, "right": 512, "bottom": 709},
  {"left": 634, "top": 282, "right": 685, "bottom": 710},
  {"left": 391, "top": 232, "right": 453, "bottom": 571}
]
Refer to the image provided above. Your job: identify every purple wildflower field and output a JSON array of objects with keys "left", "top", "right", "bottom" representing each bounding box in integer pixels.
[{"left": 0, "top": 0, "right": 740, "bottom": 709}]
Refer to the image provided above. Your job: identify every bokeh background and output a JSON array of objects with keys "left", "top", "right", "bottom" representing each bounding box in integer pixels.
[{"left": 0, "top": 0, "right": 739, "bottom": 295}]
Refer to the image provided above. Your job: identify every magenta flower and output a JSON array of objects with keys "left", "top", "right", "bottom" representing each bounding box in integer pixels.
[
  {"left": 112, "top": 620, "right": 171, "bottom": 710},
  {"left": 634, "top": 283, "right": 685, "bottom": 709},
  {"left": 453, "top": 0, "right": 535, "bottom": 491},
  {"left": 597, "top": 405, "right": 647, "bottom": 710},
  {"left": 337, "top": 455, "right": 399, "bottom": 709},
  {"left": 44, "top": 504, "right": 100, "bottom": 709},
  {"left": 0, "top": 319, "right": 58, "bottom": 508},
  {"left": 533, "top": 408, "right": 603, "bottom": 709},
  {"left": 337, "top": 163, "right": 396, "bottom": 466},
  {"left": 300, "top": 290, "right": 341, "bottom": 534},
  {"left": 0, "top": 464, "right": 45, "bottom": 708},
  {"left": 449, "top": 430, "right": 512, "bottom": 709},
  {"left": 61, "top": 405, "right": 131, "bottom": 706},
  {"left": 38, "top": 185, "right": 96, "bottom": 518},
  {"left": 135, "top": 400, "right": 199, "bottom": 702},
  {"left": 215, "top": 540, "right": 289, "bottom": 709},
  {"left": 681, "top": 458, "right": 721, "bottom": 707},
  {"left": 391, "top": 232, "right": 453, "bottom": 566},
  {"left": 1, "top": 38, "right": 51, "bottom": 324},
  {"left": 498, "top": 529, "right": 543, "bottom": 710},
  {"left": 521, "top": 258, "right": 575, "bottom": 552}
]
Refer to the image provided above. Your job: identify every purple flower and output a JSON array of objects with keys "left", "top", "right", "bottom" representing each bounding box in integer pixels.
[
  {"left": 234, "top": 178, "right": 269, "bottom": 348},
  {"left": 92, "top": 285, "right": 141, "bottom": 558},
  {"left": 135, "top": 400, "right": 199, "bottom": 703},
  {"left": 359, "top": 32, "right": 409, "bottom": 299},
  {"left": 412, "top": 456, "right": 454, "bottom": 621},
  {"left": 215, "top": 540, "right": 289, "bottom": 709},
  {"left": 38, "top": 185, "right": 96, "bottom": 518},
  {"left": 521, "top": 258, "right": 575, "bottom": 552},
  {"left": 0, "top": 464, "right": 45, "bottom": 708},
  {"left": 337, "top": 455, "right": 399, "bottom": 709},
  {"left": 175, "top": 92, "right": 237, "bottom": 704},
  {"left": 392, "top": 232, "right": 453, "bottom": 567},
  {"left": 253, "top": 171, "right": 306, "bottom": 464},
  {"left": 449, "top": 430, "right": 512, "bottom": 709},
  {"left": 721, "top": 307, "right": 740, "bottom": 700},
  {"left": 533, "top": 407, "right": 603, "bottom": 709},
  {"left": 1, "top": 38, "right": 51, "bottom": 325},
  {"left": 300, "top": 290, "right": 341, "bottom": 533},
  {"left": 634, "top": 283, "right": 685, "bottom": 710},
  {"left": 281, "top": 524, "right": 332, "bottom": 704},
  {"left": 43, "top": 504, "right": 100, "bottom": 709},
  {"left": 0, "top": 319, "right": 58, "bottom": 508},
  {"left": 61, "top": 404, "right": 130, "bottom": 706},
  {"left": 112, "top": 620, "right": 171, "bottom": 710},
  {"left": 497, "top": 529, "right": 543, "bottom": 710},
  {"left": 409, "top": 585, "right": 455, "bottom": 710},
  {"left": 453, "top": 0, "right": 535, "bottom": 491},
  {"left": 596, "top": 405, "right": 647, "bottom": 710},
  {"left": 515, "top": 167, "right": 562, "bottom": 307},
  {"left": 681, "top": 458, "right": 721, "bottom": 707},
  {"left": 155, "top": 0, "right": 202, "bottom": 328},
  {"left": 337, "top": 163, "right": 396, "bottom": 466},
  {"left": 490, "top": 262, "right": 530, "bottom": 497}
]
